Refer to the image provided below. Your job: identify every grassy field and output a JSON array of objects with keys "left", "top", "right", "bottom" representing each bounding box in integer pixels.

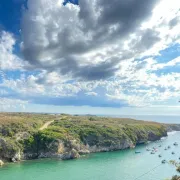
[{"left": 0, "top": 113, "right": 56, "bottom": 137}]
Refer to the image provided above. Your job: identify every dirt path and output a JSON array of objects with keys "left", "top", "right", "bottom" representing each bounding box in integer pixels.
[{"left": 39, "top": 120, "right": 54, "bottom": 131}]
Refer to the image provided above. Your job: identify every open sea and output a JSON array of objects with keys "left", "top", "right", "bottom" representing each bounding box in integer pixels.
[{"left": 0, "top": 115, "right": 180, "bottom": 180}]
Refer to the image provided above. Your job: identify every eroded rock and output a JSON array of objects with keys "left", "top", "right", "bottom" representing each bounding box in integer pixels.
[{"left": 0, "top": 160, "right": 4, "bottom": 166}]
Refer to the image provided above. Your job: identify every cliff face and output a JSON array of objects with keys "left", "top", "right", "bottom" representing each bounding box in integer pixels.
[
  {"left": 165, "top": 124, "right": 180, "bottom": 132},
  {"left": 17, "top": 129, "right": 166, "bottom": 161},
  {"left": 12, "top": 124, "right": 167, "bottom": 161},
  {"left": 0, "top": 113, "right": 168, "bottom": 163}
]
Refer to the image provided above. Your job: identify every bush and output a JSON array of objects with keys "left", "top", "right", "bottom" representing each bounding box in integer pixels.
[{"left": 177, "top": 166, "right": 180, "bottom": 173}]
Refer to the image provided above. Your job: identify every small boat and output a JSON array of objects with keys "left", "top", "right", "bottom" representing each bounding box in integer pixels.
[
  {"left": 172, "top": 152, "right": 175, "bottom": 155},
  {"left": 159, "top": 154, "right": 162, "bottom": 157},
  {"left": 151, "top": 151, "right": 155, "bottom": 154},
  {"left": 146, "top": 148, "right": 151, "bottom": 151},
  {"left": 168, "top": 146, "right": 171, "bottom": 149},
  {"left": 162, "top": 160, "right": 166, "bottom": 164},
  {"left": 135, "top": 151, "right": 141, "bottom": 154},
  {"left": 174, "top": 142, "right": 178, "bottom": 146}
]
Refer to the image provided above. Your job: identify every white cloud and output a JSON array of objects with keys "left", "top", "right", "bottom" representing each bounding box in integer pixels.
[
  {"left": 19, "top": 0, "right": 180, "bottom": 80},
  {"left": 1, "top": 62, "right": 180, "bottom": 108},
  {"left": 0, "top": 98, "right": 28, "bottom": 111},
  {"left": 1, "top": 74, "right": 45, "bottom": 95},
  {"left": 0, "top": 31, "right": 27, "bottom": 70},
  {"left": 0, "top": 0, "right": 180, "bottom": 112}
]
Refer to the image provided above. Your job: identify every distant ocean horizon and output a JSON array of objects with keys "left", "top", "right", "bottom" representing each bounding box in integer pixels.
[
  {"left": 15, "top": 112, "right": 180, "bottom": 124},
  {"left": 95, "top": 114, "right": 180, "bottom": 124}
]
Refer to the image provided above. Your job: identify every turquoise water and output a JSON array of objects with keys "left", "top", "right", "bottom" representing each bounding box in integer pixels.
[{"left": 0, "top": 132, "right": 180, "bottom": 180}]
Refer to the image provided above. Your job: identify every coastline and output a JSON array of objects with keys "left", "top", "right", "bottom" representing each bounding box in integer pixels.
[
  {"left": 0, "top": 113, "right": 179, "bottom": 166},
  {"left": 1, "top": 131, "right": 179, "bottom": 180}
]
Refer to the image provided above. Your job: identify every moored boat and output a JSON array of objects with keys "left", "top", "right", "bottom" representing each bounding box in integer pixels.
[
  {"left": 146, "top": 147, "right": 151, "bottom": 151},
  {"left": 151, "top": 151, "right": 155, "bottom": 154},
  {"left": 135, "top": 151, "right": 141, "bottom": 154}
]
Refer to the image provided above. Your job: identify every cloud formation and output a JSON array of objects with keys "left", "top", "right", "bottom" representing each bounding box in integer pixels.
[
  {"left": 0, "top": 0, "right": 180, "bottom": 110},
  {"left": 20, "top": 0, "right": 164, "bottom": 80},
  {"left": 0, "top": 31, "right": 24, "bottom": 70},
  {"left": 0, "top": 97, "right": 28, "bottom": 111}
]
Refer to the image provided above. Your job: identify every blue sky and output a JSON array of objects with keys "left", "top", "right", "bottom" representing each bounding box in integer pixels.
[{"left": 0, "top": 0, "right": 180, "bottom": 115}]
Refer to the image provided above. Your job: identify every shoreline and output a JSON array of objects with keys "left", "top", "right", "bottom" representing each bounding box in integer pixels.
[
  {"left": 0, "top": 113, "right": 179, "bottom": 166},
  {"left": 1, "top": 130, "right": 179, "bottom": 167},
  {"left": 1, "top": 131, "right": 178, "bottom": 167}
]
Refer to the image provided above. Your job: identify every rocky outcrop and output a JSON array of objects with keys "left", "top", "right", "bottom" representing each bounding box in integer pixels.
[
  {"left": 83, "top": 129, "right": 166, "bottom": 153},
  {"left": 148, "top": 131, "right": 167, "bottom": 141},
  {"left": 1, "top": 126, "right": 168, "bottom": 163},
  {"left": 22, "top": 139, "right": 82, "bottom": 160},
  {"left": 165, "top": 124, "right": 180, "bottom": 132},
  {"left": 15, "top": 132, "right": 31, "bottom": 141},
  {"left": 0, "top": 160, "right": 4, "bottom": 166},
  {"left": 0, "top": 137, "right": 21, "bottom": 162},
  {"left": 11, "top": 150, "right": 21, "bottom": 162},
  {"left": 61, "top": 149, "right": 80, "bottom": 160},
  {"left": 83, "top": 137, "right": 133, "bottom": 153},
  {"left": 0, "top": 121, "right": 169, "bottom": 164}
]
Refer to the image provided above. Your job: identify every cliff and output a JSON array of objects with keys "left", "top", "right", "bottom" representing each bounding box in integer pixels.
[
  {"left": 164, "top": 124, "right": 180, "bottom": 132},
  {"left": 0, "top": 113, "right": 168, "bottom": 164}
]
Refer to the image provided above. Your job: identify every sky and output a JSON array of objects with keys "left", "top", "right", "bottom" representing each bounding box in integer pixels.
[{"left": 0, "top": 0, "right": 180, "bottom": 115}]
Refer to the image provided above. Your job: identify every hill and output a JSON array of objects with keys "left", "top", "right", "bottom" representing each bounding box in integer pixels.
[{"left": 0, "top": 113, "right": 168, "bottom": 164}]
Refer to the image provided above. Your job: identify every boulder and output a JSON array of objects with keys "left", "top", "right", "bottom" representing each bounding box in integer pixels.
[
  {"left": 62, "top": 149, "right": 80, "bottom": 160},
  {"left": 15, "top": 132, "right": 31, "bottom": 141},
  {"left": 0, "top": 160, "right": 4, "bottom": 166}
]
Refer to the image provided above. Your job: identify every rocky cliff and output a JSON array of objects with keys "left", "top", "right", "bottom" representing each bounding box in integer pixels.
[
  {"left": 165, "top": 124, "right": 180, "bottom": 132},
  {"left": 0, "top": 113, "right": 168, "bottom": 164}
]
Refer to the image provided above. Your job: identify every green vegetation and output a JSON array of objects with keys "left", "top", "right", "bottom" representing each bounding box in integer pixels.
[
  {"left": 0, "top": 113, "right": 167, "bottom": 162},
  {"left": 0, "top": 113, "right": 54, "bottom": 137},
  {"left": 177, "top": 166, "right": 180, "bottom": 173},
  {"left": 171, "top": 175, "right": 180, "bottom": 179},
  {"left": 169, "top": 161, "right": 180, "bottom": 180}
]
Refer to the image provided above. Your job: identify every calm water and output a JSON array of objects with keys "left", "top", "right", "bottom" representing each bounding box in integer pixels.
[{"left": 0, "top": 132, "right": 180, "bottom": 180}]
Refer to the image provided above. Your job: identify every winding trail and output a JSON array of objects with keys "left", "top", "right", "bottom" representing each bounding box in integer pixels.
[{"left": 39, "top": 120, "right": 54, "bottom": 131}]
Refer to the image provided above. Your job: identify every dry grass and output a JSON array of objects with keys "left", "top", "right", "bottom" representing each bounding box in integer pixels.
[{"left": 0, "top": 113, "right": 56, "bottom": 125}]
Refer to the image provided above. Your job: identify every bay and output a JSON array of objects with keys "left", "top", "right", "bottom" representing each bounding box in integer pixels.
[{"left": 0, "top": 132, "right": 180, "bottom": 180}]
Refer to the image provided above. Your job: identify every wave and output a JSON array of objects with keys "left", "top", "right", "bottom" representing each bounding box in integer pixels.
[{"left": 167, "top": 131, "right": 177, "bottom": 135}]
